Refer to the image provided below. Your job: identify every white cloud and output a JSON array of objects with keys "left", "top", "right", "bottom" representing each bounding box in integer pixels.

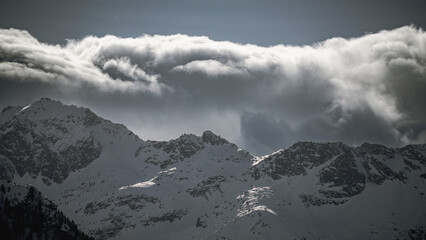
[
  {"left": 1, "top": 26, "right": 425, "bottom": 155},
  {"left": 173, "top": 59, "right": 244, "bottom": 77}
]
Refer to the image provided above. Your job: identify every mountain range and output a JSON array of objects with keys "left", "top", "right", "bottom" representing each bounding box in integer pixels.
[{"left": 0, "top": 98, "right": 425, "bottom": 240}]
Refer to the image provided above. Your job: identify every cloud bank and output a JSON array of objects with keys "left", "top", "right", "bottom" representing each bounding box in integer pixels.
[{"left": 1, "top": 26, "right": 425, "bottom": 155}]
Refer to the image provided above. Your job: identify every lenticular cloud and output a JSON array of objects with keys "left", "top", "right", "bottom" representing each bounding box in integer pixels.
[{"left": 0, "top": 26, "right": 425, "bottom": 154}]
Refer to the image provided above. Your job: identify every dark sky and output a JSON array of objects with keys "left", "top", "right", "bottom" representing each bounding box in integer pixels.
[
  {"left": 1, "top": 0, "right": 426, "bottom": 46},
  {"left": 1, "top": 0, "right": 426, "bottom": 155}
]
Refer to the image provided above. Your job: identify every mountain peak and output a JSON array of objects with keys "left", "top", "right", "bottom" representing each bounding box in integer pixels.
[
  {"left": 34, "top": 97, "right": 58, "bottom": 104},
  {"left": 4, "top": 98, "right": 82, "bottom": 122},
  {"left": 27, "top": 97, "right": 65, "bottom": 110},
  {"left": 1, "top": 99, "right": 425, "bottom": 240},
  {"left": 201, "top": 130, "right": 229, "bottom": 145},
  {"left": 0, "top": 98, "right": 64, "bottom": 117},
  {"left": 0, "top": 98, "right": 139, "bottom": 184}
]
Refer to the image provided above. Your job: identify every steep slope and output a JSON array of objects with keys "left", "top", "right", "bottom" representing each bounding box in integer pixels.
[
  {"left": 0, "top": 98, "right": 425, "bottom": 240},
  {"left": 239, "top": 142, "right": 426, "bottom": 240},
  {"left": 0, "top": 98, "right": 139, "bottom": 184},
  {"left": 0, "top": 180, "right": 93, "bottom": 240}
]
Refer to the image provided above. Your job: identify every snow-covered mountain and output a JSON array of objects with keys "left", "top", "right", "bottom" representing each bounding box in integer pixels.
[{"left": 0, "top": 98, "right": 425, "bottom": 240}]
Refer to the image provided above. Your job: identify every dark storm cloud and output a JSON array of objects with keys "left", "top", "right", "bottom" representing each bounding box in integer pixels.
[{"left": 1, "top": 26, "right": 426, "bottom": 155}]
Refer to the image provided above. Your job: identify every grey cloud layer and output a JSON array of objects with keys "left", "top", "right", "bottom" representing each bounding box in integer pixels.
[{"left": 1, "top": 26, "right": 425, "bottom": 155}]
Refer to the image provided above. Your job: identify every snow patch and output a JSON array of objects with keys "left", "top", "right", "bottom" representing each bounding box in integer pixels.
[
  {"left": 119, "top": 167, "right": 177, "bottom": 190},
  {"left": 119, "top": 181, "right": 156, "bottom": 190},
  {"left": 252, "top": 149, "right": 284, "bottom": 166},
  {"left": 236, "top": 186, "right": 277, "bottom": 217},
  {"left": 17, "top": 104, "right": 31, "bottom": 114}
]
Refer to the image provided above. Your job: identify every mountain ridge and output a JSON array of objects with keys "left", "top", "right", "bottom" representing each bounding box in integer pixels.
[{"left": 0, "top": 98, "right": 425, "bottom": 240}]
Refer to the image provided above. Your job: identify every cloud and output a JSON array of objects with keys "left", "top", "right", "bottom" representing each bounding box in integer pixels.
[
  {"left": 0, "top": 26, "right": 425, "bottom": 155},
  {"left": 173, "top": 59, "right": 244, "bottom": 77}
]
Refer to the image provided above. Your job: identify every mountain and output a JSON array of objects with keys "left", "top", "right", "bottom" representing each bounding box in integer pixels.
[
  {"left": 0, "top": 180, "right": 94, "bottom": 240},
  {"left": 0, "top": 98, "right": 425, "bottom": 240}
]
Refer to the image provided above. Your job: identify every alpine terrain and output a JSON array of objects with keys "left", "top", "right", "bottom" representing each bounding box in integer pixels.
[{"left": 0, "top": 98, "right": 425, "bottom": 240}]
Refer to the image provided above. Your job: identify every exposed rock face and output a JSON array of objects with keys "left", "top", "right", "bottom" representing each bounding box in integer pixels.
[
  {"left": 0, "top": 130, "right": 102, "bottom": 184},
  {"left": 187, "top": 175, "right": 227, "bottom": 199},
  {"left": 248, "top": 141, "right": 424, "bottom": 208},
  {"left": 138, "top": 134, "right": 206, "bottom": 168},
  {"left": 0, "top": 98, "right": 139, "bottom": 184},
  {"left": 251, "top": 142, "right": 349, "bottom": 179},
  {"left": 0, "top": 98, "right": 425, "bottom": 240},
  {"left": 201, "top": 130, "right": 230, "bottom": 146}
]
